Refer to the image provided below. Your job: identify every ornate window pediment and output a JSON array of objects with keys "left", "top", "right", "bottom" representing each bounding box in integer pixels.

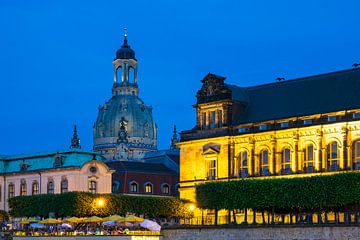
[{"left": 203, "top": 143, "right": 221, "bottom": 154}]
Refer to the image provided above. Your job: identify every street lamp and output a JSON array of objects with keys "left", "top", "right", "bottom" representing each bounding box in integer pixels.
[{"left": 96, "top": 198, "right": 105, "bottom": 208}]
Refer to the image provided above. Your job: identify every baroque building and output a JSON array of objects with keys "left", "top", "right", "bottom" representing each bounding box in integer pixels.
[
  {"left": 93, "top": 32, "right": 180, "bottom": 196},
  {"left": 93, "top": 33, "right": 157, "bottom": 161},
  {"left": 178, "top": 68, "right": 360, "bottom": 220},
  {"left": 0, "top": 127, "right": 113, "bottom": 211}
]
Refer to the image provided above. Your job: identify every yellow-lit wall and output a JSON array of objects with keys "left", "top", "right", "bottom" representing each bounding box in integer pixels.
[{"left": 179, "top": 115, "right": 360, "bottom": 217}]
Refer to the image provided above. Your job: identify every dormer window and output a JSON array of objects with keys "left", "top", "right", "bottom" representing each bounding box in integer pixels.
[
  {"left": 54, "top": 154, "right": 63, "bottom": 167},
  {"left": 280, "top": 122, "right": 289, "bottom": 128},
  {"left": 353, "top": 112, "right": 360, "bottom": 119},
  {"left": 327, "top": 116, "right": 337, "bottom": 122},
  {"left": 303, "top": 119, "right": 313, "bottom": 125},
  {"left": 259, "top": 125, "right": 268, "bottom": 131}
]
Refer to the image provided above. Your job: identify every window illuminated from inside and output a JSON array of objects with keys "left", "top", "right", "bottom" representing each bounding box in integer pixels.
[
  {"left": 8, "top": 183, "right": 14, "bottom": 198},
  {"left": 32, "top": 181, "right": 39, "bottom": 195},
  {"left": 20, "top": 181, "right": 27, "bottom": 196},
  {"left": 206, "top": 157, "right": 217, "bottom": 180},
  {"left": 145, "top": 183, "right": 153, "bottom": 193},
  {"left": 304, "top": 144, "right": 314, "bottom": 173},
  {"left": 89, "top": 181, "right": 97, "bottom": 194}
]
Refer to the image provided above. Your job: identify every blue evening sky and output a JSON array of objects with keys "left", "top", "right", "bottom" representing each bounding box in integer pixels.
[{"left": 0, "top": 0, "right": 359, "bottom": 155}]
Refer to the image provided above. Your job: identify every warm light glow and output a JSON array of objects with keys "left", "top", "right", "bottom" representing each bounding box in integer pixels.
[
  {"left": 96, "top": 198, "right": 105, "bottom": 208},
  {"left": 189, "top": 204, "right": 195, "bottom": 211}
]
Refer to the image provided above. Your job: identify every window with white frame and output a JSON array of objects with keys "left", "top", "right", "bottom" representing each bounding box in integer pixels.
[
  {"left": 327, "top": 141, "right": 339, "bottom": 171},
  {"left": 282, "top": 148, "right": 291, "bottom": 174},
  {"left": 304, "top": 144, "right": 315, "bottom": 173},
  {"left": 260, "top": 150, "right": 269, "bottom": 176}
]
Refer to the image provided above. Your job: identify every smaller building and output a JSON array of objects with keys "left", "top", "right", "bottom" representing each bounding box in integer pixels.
[
  {"left": 106, "top": 149, "right": 179, "bottom": 196},
  {"left": 0, "top": 127, "right": 113, "bottom": 211}
]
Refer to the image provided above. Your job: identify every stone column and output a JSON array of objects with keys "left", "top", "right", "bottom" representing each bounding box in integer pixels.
[
  {"left": 249, "top": 140, "right": 255, "bottom": 176},
  {"left": 271, "top": 137, "right": 276, "bottom": 174},
  {"left": 293, "top": 138, "right": 299, "bottom": 173},
  {"left": 316, "top": 135, "right": 322, "bottom": 171},
  {"left": 322, "top": 148, "right": 327, "bottom": 171}
]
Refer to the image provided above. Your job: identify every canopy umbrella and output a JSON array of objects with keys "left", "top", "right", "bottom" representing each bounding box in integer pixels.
[
  {"left": 124, "top": 215, "right": 144, "bottom": 223},
  {"left": 19, "top": 220, "right": 30, "bottom": 224},
  {"left": 28, "top": 218, "right": 39, "bottom": 223},
  {"left": 29, "top": 223, "right": 46, "bottom": 229},
  {"left": 140, "top": 219, "right": 161, "bottom": 232},
  {"left": 64, "top": 217, "right": 84, "bottom": 223},
  {"left": 102, "top": 220, "right": 117, "bottom": 226},
  {"left": 20, "top": 217, "right": 39, "bottom": 224},
  {"left": 61, "top": 223, "right": 72, "bottom": 229},
  {"left": 103, "top": 215, "right": 124, "bottom": 222},
  {"left": 83, "top": 216, "right": 103, "bottom": 223},
  {"left": 39, "top": 218, "right": 61, "bottom": 224}
]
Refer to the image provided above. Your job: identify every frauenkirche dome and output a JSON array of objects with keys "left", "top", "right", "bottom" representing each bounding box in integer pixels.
[{"left": 93, "top": 33, "right": 157, "bottom": 161}]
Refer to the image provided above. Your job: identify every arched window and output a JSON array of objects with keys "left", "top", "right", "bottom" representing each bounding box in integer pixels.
[
  {"left": 239, "top": 151, "right": 249, "bottom": 177},
  {"left": 304, "top": 144, "right": 314, "bottom": 173},
  {"left": 162, "top": 183, "right": 170, "bottom": 195},
  {"left": 129, "top": 181, "right": 138, "bottom": 193},
  {"left": 20, "top": 181, "right": 27, "bottom": 196},
  {"left": 47, "top": 180, "right": 54, "bottom": 194},
  {"left": 327, "top": 141, "right": 339, "bottom": 171},
  {"left": 8, "top": 183, "right": 14, "bottom": 198},
  {"left": 353, "top": 141, "right": 360, "bottom": 170},
  {"left": 282, "top": 148, "right": 291, "bottom": 174},
  {"left": 260, "top": 150, "right": 269, "bottom": 176},
  {"left": 61, "top": 178, "right": 68, "bottom": 193},
  {"left": 144, "top": 182, "right": 153, "bottom": 194},
  {"left": 32, "top": 181, "right": 39, "bottom": 195},
  {"left": 88, "top": 181, "right": 97, "bottom": 194}
]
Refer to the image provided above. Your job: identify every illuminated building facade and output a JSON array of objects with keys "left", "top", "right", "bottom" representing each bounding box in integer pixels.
[
  {"left": 178, "top": 68, "right": 360, "bottom": 220},
  {"left": 0, "top": 127, "right": 113, "bottom": 211}
]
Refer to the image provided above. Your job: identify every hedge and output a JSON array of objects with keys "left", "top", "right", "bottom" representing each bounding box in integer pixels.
[
  {"left": 196, "top": 172, "right": 360, "bottom": 213},
  {"left": 9, "top": 192, "right": 192, "bottom": 218}
]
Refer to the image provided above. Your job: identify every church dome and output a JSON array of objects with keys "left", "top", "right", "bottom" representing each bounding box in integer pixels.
[{"left": 93, "top": 34, "right": 157, "bottom": 161}]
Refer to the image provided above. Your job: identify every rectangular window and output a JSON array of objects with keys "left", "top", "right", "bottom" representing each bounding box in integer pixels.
[
  {"left": 210, "top": 111, "right": 216, "bottom": 128},
  {"left": 353, "top": 112, "right": 360, "bottom": 119},
  {"left": 303, "top": 119, "right": 313, "bottom": 125},
  {"left": 206, "top": 158, "right": 217, "bottom": 180},
  {"left": 259, "top": 125, "right": 268, "bottom": 131},
  {"left": 8, "top": 184, "right": 14, "bottom": 198},
  {"left": 327, "top": 116, "right": 337, "bottom": 122},
  {"left": 88, "top": 181, "right": 97, "bottom": 194},
  {"left": 202, "top": 112, "right": 207, "bottom": 128},
  {"left": 280, "top": 122, "right": 289, "bottom": 128},
  {"left": 239, "top": 127, "right": 248, "bottom": 133}
]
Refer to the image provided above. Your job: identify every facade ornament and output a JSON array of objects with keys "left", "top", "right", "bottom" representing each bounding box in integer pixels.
[
  {"left": 118, "top": 117, "right": 128, "bottom": 143},
  {"left": 19, "top": 159, "right": 29, "bottom": 171},
  {"left": 70, "top": 125, "right": 81, "bottom": 149}
]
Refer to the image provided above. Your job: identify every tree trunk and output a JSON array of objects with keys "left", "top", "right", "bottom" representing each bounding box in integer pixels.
[
  {"left": 244, "top": 208, "right": 248, "bottom": 224},
  {"left": 214, "top": 209, "right": 218, "bottom": 226},
  {"left": 317, "top": 212, "right": 323, "bottom": 224},
  {"left": 261, "top": 211, "right": 266, "bottom": 224},
  {"left": 232, "top": 209, "right": 237, "bottom": 224},
  {"left": 289, "top": 213, "right": 293, "bottom": 225},
  {"left": 252, "top": 210, "right": 257, "bottom": 225},
  {"left": 324, "top": 212, "right": 328, "bottom": 224}
]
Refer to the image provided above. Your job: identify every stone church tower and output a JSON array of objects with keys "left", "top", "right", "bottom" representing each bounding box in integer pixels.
[{"left": 93, "top": 32, "right": 157, "bottom": 161}]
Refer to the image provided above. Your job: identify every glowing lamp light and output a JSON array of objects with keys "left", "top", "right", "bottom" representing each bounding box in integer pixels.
[
  {"left": 189, "top": 204, "right": 196, "bottom": 211},
  {"left": 96, "top": 198, "right": 105, "bottom": 208}
]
